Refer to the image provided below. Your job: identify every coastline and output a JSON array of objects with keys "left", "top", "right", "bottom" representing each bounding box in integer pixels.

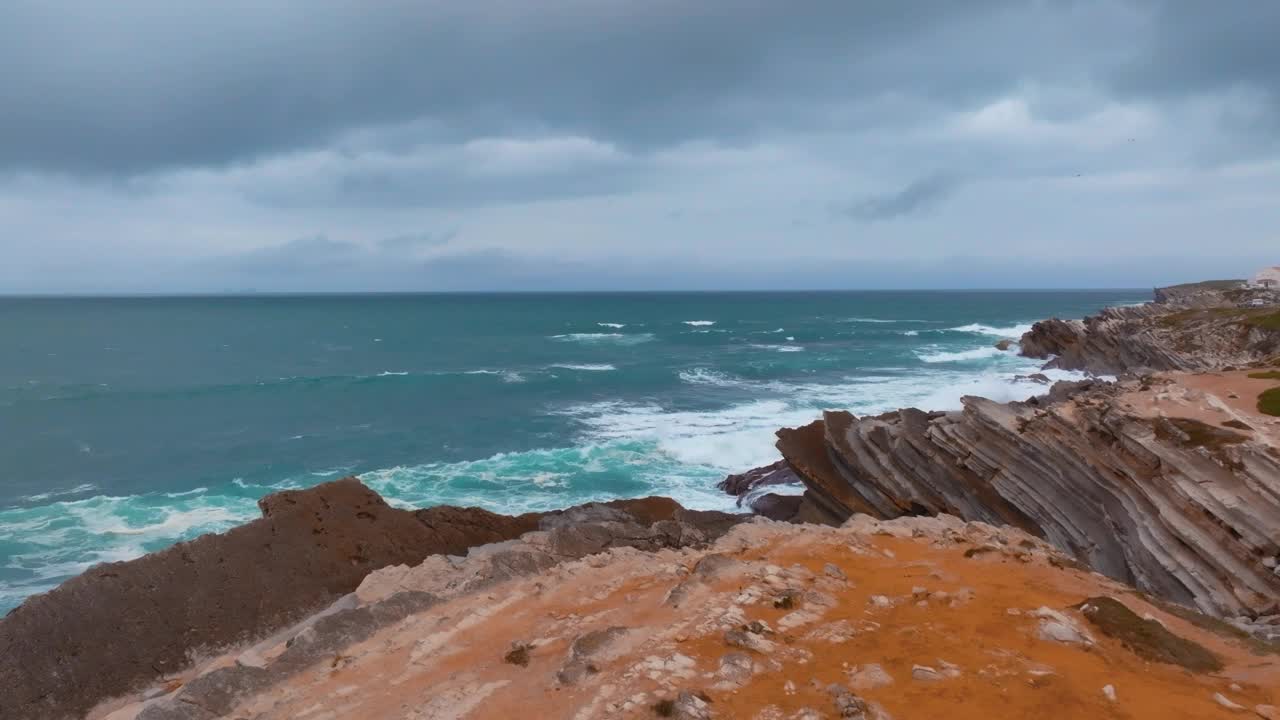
[{"left": 2, "top": 280, "right": 1279, "bottom": 719}]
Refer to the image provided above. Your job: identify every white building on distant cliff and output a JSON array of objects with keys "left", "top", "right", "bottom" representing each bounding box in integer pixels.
[{"left": 1252, "top": 266, "right": 1280, "bottom": 288}]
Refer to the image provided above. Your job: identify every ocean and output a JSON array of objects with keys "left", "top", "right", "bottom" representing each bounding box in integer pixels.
[{"left": 0, "top": 290, "right": 1145, "bottom": 612}]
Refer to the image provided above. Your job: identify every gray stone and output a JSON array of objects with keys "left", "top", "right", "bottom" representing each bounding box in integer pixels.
[{"left": 846, "top": 663, "right": 893, "bottom": 690}]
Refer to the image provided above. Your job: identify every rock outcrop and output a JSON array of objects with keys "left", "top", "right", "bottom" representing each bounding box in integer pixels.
[
  {"left": 763, "top": 376, "right": 1280, "bottom": 622},
  {"left": 0, "top": 478, "right": 737, "bottom": 720},
  {"left": 96, "top": 515, "right": 1280, "bottom": 720},
  {"left": 717, "top": 460, "right": 805, "bottom": 521},
  {"left": 1019, "top": 282, "right": 1280, "bottom": 374}
]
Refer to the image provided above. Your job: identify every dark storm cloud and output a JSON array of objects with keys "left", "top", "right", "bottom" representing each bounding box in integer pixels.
[
  {"left": 844, "top": 174, "right": 962, "bottom": 221},
  {"left": 3, "top": 1, "right": 1279, "bottom": 294},
  {"left": 0, "top": 0, "right": 1037, "bottom": 175},
  {"left": 1111, "top": 3, "right": 1280, "bottom": 108}
]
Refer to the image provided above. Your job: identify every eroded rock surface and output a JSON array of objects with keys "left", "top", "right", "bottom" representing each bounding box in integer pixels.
[
  {"left": 767, "top": 375, "right": 1280, "bottom": 621},
  {"left": 1019, "top": 281, "right": 1280, "bottom": 374},
  {"left": 0, "top": 479, "right": 736, "bottom": 720},
  {"left": 94, "top": 515, "right": 1280, "bottom": 720}
]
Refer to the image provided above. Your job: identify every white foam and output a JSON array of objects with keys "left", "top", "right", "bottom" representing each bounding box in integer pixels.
[
  {"left": 750, "top": 344, "right": 804, "bottom": 352},
  {"left": 550, "top": 363, "right": 616, "bottom": 372},
  {"left": 843, "top": 318, "right": 930, "bottom": 323},
  {"left": 902, "top": 330, "right": 919, "bottom": 336},
  {"left": 562, "top": 354, "right": 1091, "bottom": 481},
  {"left": 376, "top": 370, "right": 409, "bottom": 377},
  {"left": 551, "top": 332, "right": 655, "bottom": 345},
  {"left": 162, "top": 487, "right": 208, "bottom": 498},
  {"left": 678, "top": 368, "right": 745, "bottom": 387},
  {"left": 21, "top": 483, "right": 97, "bottom": 503},
  {"left": 949, "top": 322, "right": 1034, "bottom": 337},
  {"left": 68, "top": 503, "right": 247, "bottom": 538},
  {"left": 683, "top": 320, "right": 716, "bottom": 326},
  {"left": 464, "top": 369, "right": 528, "bottom": 383},
  {"left": 597, "top": 322, "right": 626, "bottom": 328},
  {"left": 916, "top": 346, "right": 1008, "bottom": 363}
]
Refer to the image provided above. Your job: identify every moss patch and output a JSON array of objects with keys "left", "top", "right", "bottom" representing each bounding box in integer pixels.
[
  {"left": 1244, "top": 310, "right": 1280, "bottom": 331},
  {"left": 1152, "top": 417, "right": 1248, "bottom": 449},
  {"left": 1248, "top": 370, "right": 1280, "bottom": 380},
  {"left": 1129, "top": 591, "right": 1280, "bottom": 656},
  {"left": 1075, "top": 597, "right": 1222, "bottom": 672},
  {"left": 1259, "top": 387, "right": 1280, "bottom": 417}
]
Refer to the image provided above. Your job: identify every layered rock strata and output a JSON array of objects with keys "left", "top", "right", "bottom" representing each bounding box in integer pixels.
[
  {"left": 764, "top": 375, "right": 1280, "bottom": 623},
  {"left": 1019, "top": 281, "right": 1280, "bottom": 374},
  {"left": 0, "top": 478, "right": 736, "bottom": 720}
]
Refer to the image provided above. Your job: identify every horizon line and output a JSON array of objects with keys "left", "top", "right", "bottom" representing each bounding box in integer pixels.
[{"left": 0, "top": 287, "right": 1155, "bottom": 299}]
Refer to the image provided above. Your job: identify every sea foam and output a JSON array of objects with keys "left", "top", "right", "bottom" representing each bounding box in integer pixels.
[
  {"left": 916, "top": 346, "right": 1008, "bottom": 363},
  {"left": 948, "top": 322, "right": 1034, "bottom": 337}
]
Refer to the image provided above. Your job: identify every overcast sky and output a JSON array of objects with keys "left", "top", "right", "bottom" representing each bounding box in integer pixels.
[{"left": 2, "top": 1, "right": 1277, "bottom": 292}]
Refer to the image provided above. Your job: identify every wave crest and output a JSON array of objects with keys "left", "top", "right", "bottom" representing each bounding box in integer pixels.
[
  {"left": 949, "top": 322, "right": 1033, "bottom": 337},
  {"left": 916, "top": 346, "right": 1008, "bottom": 363}
]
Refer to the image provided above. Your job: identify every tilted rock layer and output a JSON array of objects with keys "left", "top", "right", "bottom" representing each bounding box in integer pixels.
[
  {"left": 93, "top": 515, "right": 1279, "bottom": 720},
  {"left": 1019, "top": 281, "right": 1280, "bottom": 374},
  {"left": 771, "top": 374, "right": 1280, "bottom": 621}
]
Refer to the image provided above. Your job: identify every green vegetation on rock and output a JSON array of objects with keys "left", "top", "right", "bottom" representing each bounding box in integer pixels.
[
  {"left": 1152, "top": 417, "right": 1248, "bottom": 449},
  {"left": 1248, "top": 370, "right": 1280, "bottom": 380},
  {"left": 1075, "top": 596, "right": 1222, "bottom": 672},
  {"left": 1244, "top": 310, "right": 1280, "bottom": 331},
  {"left": 1259, "top": 387, "right": 1280, "bottom": 417}
]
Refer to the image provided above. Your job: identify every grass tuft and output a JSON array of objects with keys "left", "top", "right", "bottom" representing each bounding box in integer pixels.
[{"left": 1259, "top": 387, "right": 1280, "bottom": 417}]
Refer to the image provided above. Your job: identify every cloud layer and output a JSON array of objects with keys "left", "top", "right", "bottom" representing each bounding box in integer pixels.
[{"left": 2, "top": 1, "right": 1278, "bottom": 292}]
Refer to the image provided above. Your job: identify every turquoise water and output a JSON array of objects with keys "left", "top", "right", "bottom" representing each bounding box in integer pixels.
[{"left": 0, "top": 290, "right": 1144, "bottom": 611}]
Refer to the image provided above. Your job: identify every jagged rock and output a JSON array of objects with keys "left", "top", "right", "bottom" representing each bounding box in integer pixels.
[
  {"left": 719, "top": 460, "right": 807, "bottom": 520},
  {"left": 0, "top": 478, "right": 543, "bottom": 720},
  {"left": 714, "top": 652, "right": 755, "bottom": 688},
  {"left": 0, "top": 482, "right": 741, "bottom": 720},
  {"left": 558, "top": 626, "right": 632, "bottom": 685},
  {"left": 846, "top": 663, "right": 893, "bottom": 689},
  {"left": 667, "top": 690, "right": 714, "bottom": 720},
  {"left": 1019, "top": 282, "right": 1280, "bottom": 374},
  {"left": 827, "top": 684, "right": 886, "bottom": 719},
  {"left": 725, "top": 627, "right": 776, "bottom": 654},
  {"left": 768, "top": 381, "right": 1280, "bottom": 618},
  {"left": 1033, "top": 607, "right": 1095, "bottom": 647}
]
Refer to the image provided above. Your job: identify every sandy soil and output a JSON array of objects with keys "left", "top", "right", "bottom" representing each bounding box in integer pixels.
[{"left": 1110, "top": 369, "right": 1280, "bottom": 445}]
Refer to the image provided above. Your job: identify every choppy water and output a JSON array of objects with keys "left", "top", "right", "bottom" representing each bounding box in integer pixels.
[{"left": 0, "top": 290, "right": 1144, "bottom": 611}]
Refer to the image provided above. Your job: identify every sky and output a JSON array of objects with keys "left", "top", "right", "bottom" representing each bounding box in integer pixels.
[{"left": 1, "top": 1, "right": 1278, "bottom": 293}]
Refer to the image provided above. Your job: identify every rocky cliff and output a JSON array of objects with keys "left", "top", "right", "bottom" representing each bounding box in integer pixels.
[
  {"left": 750, "top": 372, "right": 1280, "bottom": 630},
  {"left": 0, "top": 478, "right": 739, "bottom": 720},
  {"left": 1019, "top": 281, "right": 1280, "bottom": 374},
  {"left": 93, "top": 514, "right": 1280, "bottom": 720},
  {"left": 719, "top": 284, "right": 1280, "bottom": 632}
]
